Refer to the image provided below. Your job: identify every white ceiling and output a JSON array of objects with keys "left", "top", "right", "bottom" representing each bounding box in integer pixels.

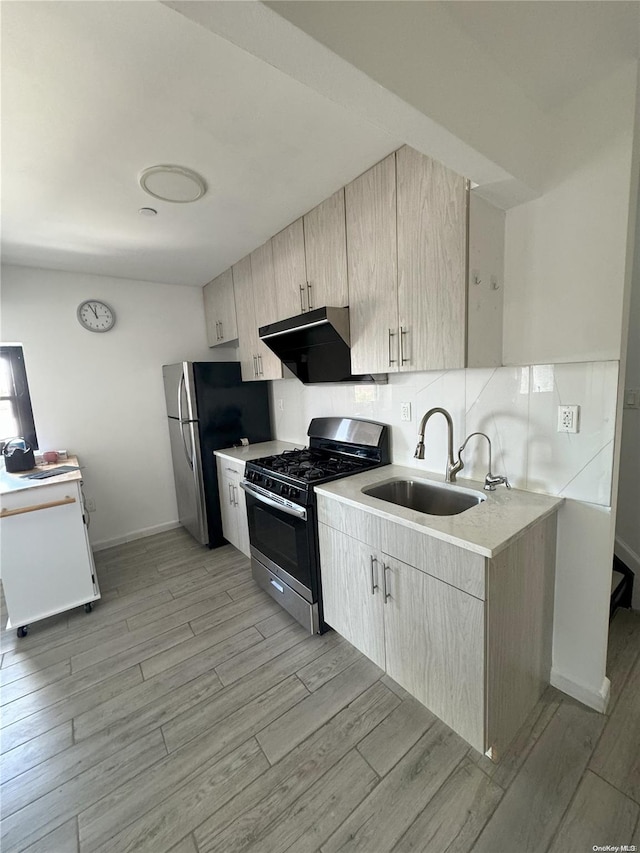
[
  {"left": 443, "top": 1, "right": 640, "bottom": 112},
  {"left": 1, "top": 1, "right": 399, "bottom": 287}
]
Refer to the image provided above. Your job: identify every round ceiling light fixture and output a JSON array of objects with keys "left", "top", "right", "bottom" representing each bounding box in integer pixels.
[
  {"left": 138, "top": 165, "right": 207, "bottom": 203},
  {"left": 138, "top": 207, "right": 157, "bottom": 216}
]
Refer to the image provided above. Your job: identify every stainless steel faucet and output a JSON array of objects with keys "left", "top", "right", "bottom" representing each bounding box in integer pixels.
[
  {"left": 456, "top": 431, "right": 511, "bottom": 491},
  {"left": 414, "top": 407, "right": 463, "bottom": 483}
]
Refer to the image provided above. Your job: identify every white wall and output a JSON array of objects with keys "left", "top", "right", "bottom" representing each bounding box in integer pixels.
[
  {"left": 0, "top": 264, "right": 234, "bottom": 548},
  {"left": 503, "top": 63, "right": 638, "bottom": 367}
]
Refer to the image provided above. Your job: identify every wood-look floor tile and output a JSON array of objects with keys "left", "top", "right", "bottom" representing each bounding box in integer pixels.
[
  {"left": 89, "top": 739, "right": 269, "bottom": 853},
  {"left": 21, "top": 817, "right": 79, "bottom": 853},
  {"left": 394, "top": 756, "right": 503, "bottom": 853},
  {"left": 605, "top": 609, "right": 640, "bottom": 713},
  {"left": 590, "top": 652, "right": 640, "bottom": 803},
  {"left": 167, "top": 835, "right": 199, "bottom": 853},
  {"left": 215, "top": 622, "right": 308, "bottom": 686},
  {"left": 357, "top": 695, "right": 436, "bottom": 777},
  {"left": 321, "top": 720, "right": 468, "bottom": 853},
  {"left": 188, "top": 591, "right": 279, "bottom": 635},
  {"left": 125, "top": 588, "right": 233, "bottom": 631},
  {"left": 1, "top": 730, "right": 166, "bottom": 851},
  {"left": 296, "top": 638, "right": 362, "bottom": 693},
  {"left": 471, "top": 685, "right": 563, "bottom": 789},
  {"left": 0, "top": 722, "right": 73, "bottom": 784},
  {"left": 163, "top": 631, "right": 341, "bottom": 753},
  {"left": 257, "top": 656, "right": 384, "bottom": 764},
  {"left": 254, "top": 610, "right": 296, "bottom": 639},
  {"left": 1, "top": 620, "right": 129, "bottom": 682},
  {"left": 2, "top": 627, "right": 191, "bottom": 728},
  {"left": 548, "top": 770, "right": 639, "bottom": 853},
  {"left": 140, "top": 605, "right": 275, "bottom": 680},
  {"left": 1, "top": 660, "right": 71, "bottom": 705},
  {"left": 194, "top": 681, "right": 400, "bottom": 853},
  {"left": 0, "top": 666, "right": 143, "bottom": 753},
  {"left": 472, "top": 699, "right": 606, "bottom": 853},
  {"left": 212, "top": 749, "right": 378, "bottom": 853},
  {"left": 79, "top": 676, "right": 308, "bottom": 851}
]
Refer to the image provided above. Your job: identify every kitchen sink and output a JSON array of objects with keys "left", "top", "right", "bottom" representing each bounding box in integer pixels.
[{"left": 363, "top": 478, "right": 485, "bottom": 516}]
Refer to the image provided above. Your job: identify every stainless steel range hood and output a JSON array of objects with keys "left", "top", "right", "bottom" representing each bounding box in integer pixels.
[{"left": 259, "top": 307, "right": 387, "bottom": 385}]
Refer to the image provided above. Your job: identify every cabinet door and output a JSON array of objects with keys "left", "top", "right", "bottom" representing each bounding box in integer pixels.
[
  {"left": 234, "top": 477, "right": 250, "bottom": 558},
  {"left": 397, "top": 146, "right": 467, "bottom": 371},
  {"left": 382, "top": 555, "right": 485, "bottom": 752},
  {"left": 250, "top": 242, "right": 283, "bottom": 381},
  {"left": 216, "top": 459, "right": 239, "bottom": 549},
  {"left": 272, "top": 219, "right": 307, "bottom": 320},
  {"left": 232, "top": 256, "right": 259, "bottom": 382},
  {"left": 203, "top": 269, "right": 238, "bottom": 347},
  {"left": 303, "top": 189, "right": 348, "bottom": 310},
  {"left": 318, "top": 523, "right": 385, "bottom": 669},
  {"left": 346, "top": 154, "right": 398, "bottom": 375}
]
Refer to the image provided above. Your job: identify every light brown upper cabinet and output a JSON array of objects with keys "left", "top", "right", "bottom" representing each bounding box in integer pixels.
[
  {"left": 232, "top": 255, "right": 260, "bottom": 382},
  {"left": 271, "top": 189, "right": 349, "bottom": 323},
  {"left": 249, "top": 242, "right": 283, "bottom": 381},
  {"left": 272, "top": 219, "right": 307, "bottom": 320},
  {"left": 347, "top": 146, "right": 503, "bottom": 375},
  {"left": 346, "top": 154, "right": 399, "bottom": 375},
  {"left": 303, "top": 189, "right": 348, "bottom": 311},
  {"left": 203, "top": 268, "right": 238, "bottom": 347},
  {"left": 396, "top": 145, "right": 467, "bottom": 371}
]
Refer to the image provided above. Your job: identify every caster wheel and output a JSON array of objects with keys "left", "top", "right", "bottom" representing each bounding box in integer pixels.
[
  {"left": 84, "top": 603, "right": 93, "bottom": 614},
  {"left": 16, "top": 626, "right": 29, "bottom": 638}
]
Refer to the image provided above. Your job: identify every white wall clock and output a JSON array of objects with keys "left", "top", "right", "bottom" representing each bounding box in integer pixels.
[{"left": 77, "top": 299, "right": 116, "bottom": 333}]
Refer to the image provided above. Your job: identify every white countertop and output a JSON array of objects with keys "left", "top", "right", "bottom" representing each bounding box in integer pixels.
[
  {"left": 315, "top": 465, "right": 564, "bottom": 558},
  {"left": 0, "top": 456, "right": 83, "bottom": 496},
  {"left": 214, "top": 440, "right": 300, "bottom": 465}
]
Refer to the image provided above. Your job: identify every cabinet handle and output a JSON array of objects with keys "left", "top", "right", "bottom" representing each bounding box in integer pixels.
[
  {"left": 258, "top": 354, "right": 263, "bottom": 376},
  {"left": 382, "top": 563, "right": 391, "bottom": 603},
  {"left": 228, "top": 483, "right": 234, "bottom": 506},
  {"left": 400, "top": 326, "right": 409, "bottom": 365},
  {"left": 1, "top": 496, "right": 76, "bottom": 518},
  {"left": 219, "top": 321, "right": 224, "bottom": 340},
  {"left": 252, "top": 355, "right": 258, "bottom": 378},
  {"left": 307, "top": 282, "right": 313, "bottom": 311},
  {"left": 388, "top": 329, "right": 397, "bottom": 366},
  {"left": 233, "top": 485, "right": 239, "bottom": 507},
  {"left": 216, "top": 322, "right": 221, "bottom": 341},
  {"left": 369, "top": 555, "right": 379, "bottom": 595},
  {"left": 299, "top": 285, "right": 306, "bottom": 313}
]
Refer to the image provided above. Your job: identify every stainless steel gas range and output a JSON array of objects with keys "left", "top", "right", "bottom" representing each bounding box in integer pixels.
[{"left": 240, "top": 418, "right": 390, "bottom": 633}]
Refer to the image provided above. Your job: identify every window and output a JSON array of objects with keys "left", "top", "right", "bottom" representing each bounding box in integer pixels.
[{"left": 0, "top": 345, "right": 38, "bottom": 450}]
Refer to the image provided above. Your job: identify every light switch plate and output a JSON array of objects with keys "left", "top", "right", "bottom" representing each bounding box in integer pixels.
[
  {"left": 557, "top": 405, "right": 580, "bottom": 433},
  {"left": 624, "top": 389, "right": 640, "bottom": 409}
]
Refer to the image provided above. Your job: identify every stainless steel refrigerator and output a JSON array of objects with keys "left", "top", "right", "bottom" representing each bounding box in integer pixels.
[{"left": 162, "top": 362, "right": 271, "bottom": 547}]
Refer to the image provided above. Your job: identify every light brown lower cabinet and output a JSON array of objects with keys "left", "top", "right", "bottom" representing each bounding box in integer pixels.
[{"left": 317, "top": 505, "right": 557, "bottom": 758}]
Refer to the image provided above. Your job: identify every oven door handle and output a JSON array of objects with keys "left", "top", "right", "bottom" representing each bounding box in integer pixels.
[{"left": 240, "top": 481, "right": 307, "bottom": 521}]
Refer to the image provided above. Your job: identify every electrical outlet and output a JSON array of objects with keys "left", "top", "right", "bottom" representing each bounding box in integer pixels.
[
  {"left": 401, "top": 402, "right": 412, "bottom": 422},
  {"left": 85, "top": 498, "right": 96, "bottom": 513},
  {"left": 557, "top": 405, "right": 580, "bottom": 433}
]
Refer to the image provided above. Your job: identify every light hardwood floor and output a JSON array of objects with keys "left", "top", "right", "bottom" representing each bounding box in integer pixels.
[{"left": 1, "top": 527, "right": 639, "bottom": 853}]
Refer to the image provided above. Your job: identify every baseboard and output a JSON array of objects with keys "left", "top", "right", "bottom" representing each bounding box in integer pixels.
[
  {"left": 550, "top": 669, "right": 611, "bottom": 713},
  {"left": 91, "top": 520, "right": 182, "bottom": 552}
]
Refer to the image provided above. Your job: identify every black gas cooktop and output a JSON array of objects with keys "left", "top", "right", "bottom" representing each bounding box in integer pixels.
[{"left": 248, "top": 447, "right": 368, "bottom": 484}]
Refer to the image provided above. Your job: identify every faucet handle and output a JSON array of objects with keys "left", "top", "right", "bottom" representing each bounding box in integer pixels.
[{"left": 484, "top": 474, "right": 511, "bottom": 491}]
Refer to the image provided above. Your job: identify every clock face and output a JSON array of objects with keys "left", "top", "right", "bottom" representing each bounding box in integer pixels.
[{"left": 77, "top": 300, "right": 116, "bottom": 333}]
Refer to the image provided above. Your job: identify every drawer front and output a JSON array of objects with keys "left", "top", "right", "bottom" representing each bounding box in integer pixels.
[
  {"left": 317, "top": 494, "right": 485, "bottom": 600},
  {"left": 216, "top": 457, "right": 245, "bottom": 480}
]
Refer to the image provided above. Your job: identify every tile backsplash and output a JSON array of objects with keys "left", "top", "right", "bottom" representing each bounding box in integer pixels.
[{"left": 270, "top": 360, "right": 619, "bottom": 507}]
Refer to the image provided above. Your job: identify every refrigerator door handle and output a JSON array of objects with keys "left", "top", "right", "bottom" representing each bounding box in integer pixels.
[{"left": 181, "top": 421, "right": 194, "bottom": 470}]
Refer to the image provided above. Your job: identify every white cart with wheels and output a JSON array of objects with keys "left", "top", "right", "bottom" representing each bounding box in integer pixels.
[{"left": 0, "top": 458, "right": 100, "bottom": 638}]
